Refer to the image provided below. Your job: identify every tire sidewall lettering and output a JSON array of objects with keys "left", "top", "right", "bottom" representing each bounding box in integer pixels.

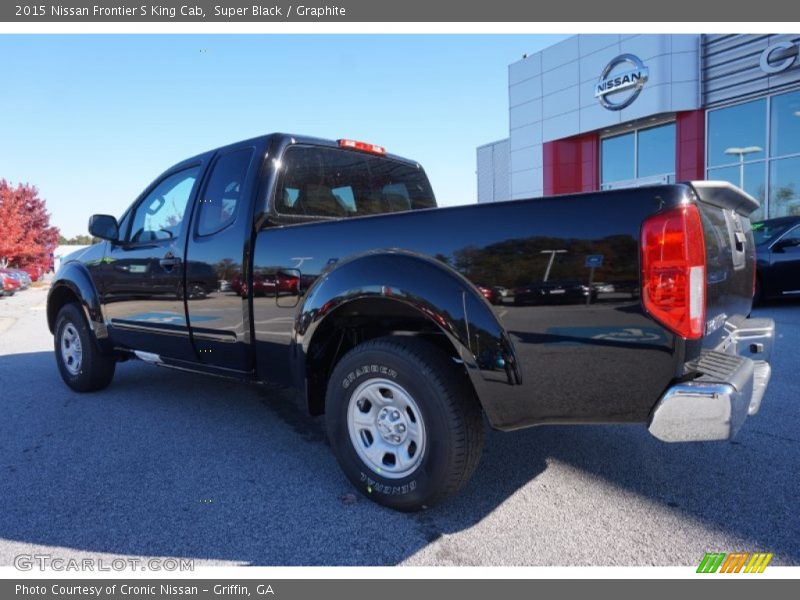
[
  {"left": 342, "top": 364, "right": 397, "bottom": 390},
  {"left": 359, "top": 471, "right": 418, "bottom": 496}
]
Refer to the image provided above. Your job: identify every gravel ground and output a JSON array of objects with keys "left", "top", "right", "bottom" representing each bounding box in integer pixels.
[{"left": 1, "top": 286, "right": 798, "bottom": 566}]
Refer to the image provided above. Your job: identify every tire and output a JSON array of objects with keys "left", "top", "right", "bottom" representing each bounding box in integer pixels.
[
  {"left": 753, "top": 276, "right": 763, "bottom": 305},
  {"left": 325, "top": 336, "right": 484, "bottom": 511},
  {"left": 54, "top": 303, "right": 116, "bottom": 392}
]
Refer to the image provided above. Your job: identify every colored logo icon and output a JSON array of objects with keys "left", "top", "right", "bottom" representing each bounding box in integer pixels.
[{"left": 697, "top": 552, "right": 773, "bottom": 573}]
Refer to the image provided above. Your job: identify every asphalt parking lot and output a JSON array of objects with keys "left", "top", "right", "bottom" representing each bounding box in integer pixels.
[{"left": 1, "top": 285, "right": 798, "bottom": 567}]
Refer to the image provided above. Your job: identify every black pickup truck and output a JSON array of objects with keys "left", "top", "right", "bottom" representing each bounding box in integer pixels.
[{"left": 48, "top": 133, "right": 775, "bottom": 510}]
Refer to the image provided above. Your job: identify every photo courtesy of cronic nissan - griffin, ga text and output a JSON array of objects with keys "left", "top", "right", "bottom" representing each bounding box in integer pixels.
[{"left": 47, "top": 133, "right": 775, "bottom": 511}]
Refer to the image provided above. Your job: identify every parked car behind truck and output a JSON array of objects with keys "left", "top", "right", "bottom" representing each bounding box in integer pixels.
[
  {"left": 1, "top": 269, "right": 31, "bottom": 290},
  {"left": 1, "top": 271, "right": 21, "bottom": 296},
  {"left": 752, "top": 216, "right": 800, "bottom": 302},
  {"left": 47, "top": 133, "right": 775, "bottom": 511}
]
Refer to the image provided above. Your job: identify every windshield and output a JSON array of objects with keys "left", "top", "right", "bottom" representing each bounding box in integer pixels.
[
  {"left": 275, "top": 145, "right": 436, "bottom": 218},
  {"left": 752, "top": 221, "right": 792, "bottom": 245}
]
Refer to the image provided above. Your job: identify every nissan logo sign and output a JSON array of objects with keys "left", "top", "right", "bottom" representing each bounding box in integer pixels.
[
  {"left": 595, "top": 54, "right": 649, "bottom": 111},
  {"left": 760, "top": 41, "right": 800, "bottom": 74}
]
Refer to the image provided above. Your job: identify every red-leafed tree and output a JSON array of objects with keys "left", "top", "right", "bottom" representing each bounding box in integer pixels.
[{"left": 0, "top": 180, "right": 60, "bottom": 270}]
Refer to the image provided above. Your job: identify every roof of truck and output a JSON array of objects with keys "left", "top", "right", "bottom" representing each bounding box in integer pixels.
[{"left": 174, "top": 133, "right": 421, "bottom": 170}]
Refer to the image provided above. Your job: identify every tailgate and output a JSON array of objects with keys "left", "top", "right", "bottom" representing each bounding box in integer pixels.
[{"left": 690, "top": 181, "right": 759, "bottom": 349}]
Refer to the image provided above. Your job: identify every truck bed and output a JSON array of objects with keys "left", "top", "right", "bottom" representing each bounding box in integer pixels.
[{"left": 252, "top": 183, "right": 747, "bottom": 429}]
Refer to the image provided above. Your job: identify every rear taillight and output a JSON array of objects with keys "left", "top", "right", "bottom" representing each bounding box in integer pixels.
[
  {"left": 338, "top": 139, "right": 386, "bottom": 155},
  {"left": 641, "top": 203, "right": 706, "bottom": 339}
]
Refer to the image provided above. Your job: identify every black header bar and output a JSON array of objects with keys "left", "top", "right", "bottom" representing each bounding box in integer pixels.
[{"left": 1, "top": 1, "right": 795, "bottom": 22}]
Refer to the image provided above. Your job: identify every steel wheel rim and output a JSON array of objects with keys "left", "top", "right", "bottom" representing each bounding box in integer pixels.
[
  {"left": 60, "top": 323, "right": 83, "bottom": 375},
  {"left": 346, "top": 378, "right": 426, "bottom": 479}
]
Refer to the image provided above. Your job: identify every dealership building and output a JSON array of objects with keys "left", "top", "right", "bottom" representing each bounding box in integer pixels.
[{"left": 477, "top": 34, "right": 800, "bottom": 220}]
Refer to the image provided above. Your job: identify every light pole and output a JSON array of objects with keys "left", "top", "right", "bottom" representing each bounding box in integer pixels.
[
  {"left": 724, "top": 146, "right": 762, "bottom": 190},
  {"left": 540, "top": 249, "right": 567, "bottom": 282}
]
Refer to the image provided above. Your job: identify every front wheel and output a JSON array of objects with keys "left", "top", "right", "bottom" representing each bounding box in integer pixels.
[
  {"left": 54, "top": 303, "right": 116, "bottom": 392},
  {"left": 325, "top": 336, "right": 484, "bottom": 511}
]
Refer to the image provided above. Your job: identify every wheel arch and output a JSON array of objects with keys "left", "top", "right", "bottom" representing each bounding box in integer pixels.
[
  {"left": 47, "top": 262, "right": 111, "bottom": 353},
  {"left": 296, "top": 251, "right": 520, "bottom": 417}
]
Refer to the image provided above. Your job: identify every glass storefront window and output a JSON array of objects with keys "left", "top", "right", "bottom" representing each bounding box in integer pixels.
[
  {"left": 638, "top": 123, "right": 676, "bottom": 178},
  {"left": 601, "top": 132, "right": 634, "bottom": 184},
  {"left": 769, "top": 156, "right": 800, "bottom": 217},
  {"left": 707, "top": 162, "right": 767, "bottom": 222},
  {"left": 707, "top": 99, "right": 766, "bottom": 167},
  {"left": 707, "top": 90, "right": 800, "bottom": 219},
  {"left": 770, "top": 90, "right": 800, "bottom": 158},
  {"left": 601, "top": 123, "right": 676, "bottom": 188}
]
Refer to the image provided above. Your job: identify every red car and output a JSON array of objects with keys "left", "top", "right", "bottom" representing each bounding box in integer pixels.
[
  {"left": 22, "top": 266, "right": 40, "bottom": 282},
  {"left": 232, "top": 271, "right": 300, "bottom": 297},
  {"left": 1, "top": 272, "right": 21, "bottom": 296}
]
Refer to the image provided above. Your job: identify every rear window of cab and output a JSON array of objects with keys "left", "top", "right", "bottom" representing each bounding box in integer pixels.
[{"left": 274, "top": 145, "right": 436, "bottom": 219}]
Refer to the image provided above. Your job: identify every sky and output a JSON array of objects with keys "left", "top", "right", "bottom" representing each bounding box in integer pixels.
[{"left": 0, "top": 34, "right": 566, "bottom": 238}]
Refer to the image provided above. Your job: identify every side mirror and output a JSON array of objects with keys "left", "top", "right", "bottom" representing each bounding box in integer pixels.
[{"left": 88, "top": 214, "right": 119, "bottom": 242}]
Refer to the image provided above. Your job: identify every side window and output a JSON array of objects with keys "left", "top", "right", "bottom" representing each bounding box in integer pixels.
[
  {"left": 331, "top": 186, "right": 356, "bottom": 212},
  {"left": 282, "top": 187, "right": 300, "bottom": 208},
  {"left": 381, "top": 182, "right": 412, "bottom": 212},
  {"left": 128, "top": 167, "right": 200, "bottom": 243},
  {"left": 781, "top": 226, "right": 800, "bottom": 247},
  {"left": 197, "top": 148, "right": 254, "bottom": 236}
]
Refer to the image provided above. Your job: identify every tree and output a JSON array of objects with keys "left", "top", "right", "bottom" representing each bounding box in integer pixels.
[
  {"left": 58, "top": 234, "right": 96, "bottom": 245},
  {"left": 0, "top": 180, "right": 60, "bottom": 269},
  {"left": 214, "top": 258, "right": 239, "bottom": 280},
  {"left": 771, "top": 184, "right": 800, "bottom": 216}
]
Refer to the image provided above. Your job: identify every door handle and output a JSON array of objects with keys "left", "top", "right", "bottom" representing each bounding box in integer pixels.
[{"left": 159, "top": 253, "right": 179, "bottom": 269}]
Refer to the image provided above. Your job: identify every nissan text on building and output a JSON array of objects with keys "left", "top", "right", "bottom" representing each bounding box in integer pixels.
[{"left": 477, "top": 34, "right": 800, "bottom": 221}]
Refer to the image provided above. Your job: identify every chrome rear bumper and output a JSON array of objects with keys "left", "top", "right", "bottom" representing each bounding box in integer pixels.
[{"left": 648, "top": 318, "right": 774, "bottom": 442}]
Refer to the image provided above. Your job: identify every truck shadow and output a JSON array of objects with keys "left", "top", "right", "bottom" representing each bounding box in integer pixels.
[{"left": 0, "top": 335, "right": 797, "bottom": 565}]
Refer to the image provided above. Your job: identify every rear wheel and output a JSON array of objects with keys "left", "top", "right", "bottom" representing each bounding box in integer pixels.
[
  {"left": 325, "top": 336, "right": 483, "bottom": 511},
  {"left": 54, "top": 303, "right": 116, "bottom": 392}
]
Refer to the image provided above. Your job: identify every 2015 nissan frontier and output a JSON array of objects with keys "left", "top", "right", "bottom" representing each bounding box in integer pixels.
[{"left": 48, "top": 133, "right": 775, "bottom": 510}]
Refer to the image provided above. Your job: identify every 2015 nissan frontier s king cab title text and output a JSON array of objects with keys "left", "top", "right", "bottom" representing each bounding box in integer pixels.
[{"left": 48, "top": 133, "right": 775, "bottom": 511}]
